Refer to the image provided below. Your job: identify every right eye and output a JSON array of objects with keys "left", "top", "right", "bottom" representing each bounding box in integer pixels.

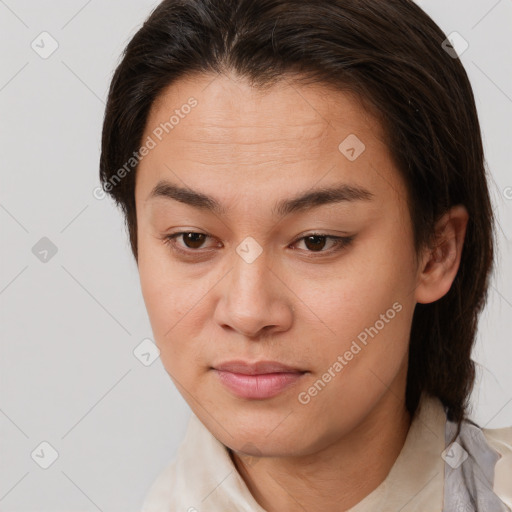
[{"left": 162, "top": 231, "right": 221, "bottom": 256}]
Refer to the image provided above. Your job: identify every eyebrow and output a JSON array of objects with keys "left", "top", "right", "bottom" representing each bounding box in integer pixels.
[{"left": 148, "top": 179, "right": 374, "bottom": 217}]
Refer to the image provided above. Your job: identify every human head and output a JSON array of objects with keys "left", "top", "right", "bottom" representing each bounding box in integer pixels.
[{"left": 99, "top": 0, "right": 495, "bottom": 442}]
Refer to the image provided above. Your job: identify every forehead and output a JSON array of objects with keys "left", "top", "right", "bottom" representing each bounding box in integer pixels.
[
  {"left": 135, "top": 72, "right": 406, "bottom": 214},
  {"left": 144, "top": 73, "right": 382, "bottom": 154}
]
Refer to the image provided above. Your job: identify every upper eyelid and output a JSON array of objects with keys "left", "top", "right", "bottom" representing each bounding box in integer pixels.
[
  {"left": 167, "top": 231, "right": 350, "bottom": 250},
  {"left": 168, "top": 231, "right": 341, "bottom": 241}
]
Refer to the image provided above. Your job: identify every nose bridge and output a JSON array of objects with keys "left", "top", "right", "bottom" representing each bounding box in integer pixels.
[
  {"left": 229, "top": 242, "right": 274, "bottom": 308},
  {"left": 214, "top": 240, "right": 291, "bottom": 337}
]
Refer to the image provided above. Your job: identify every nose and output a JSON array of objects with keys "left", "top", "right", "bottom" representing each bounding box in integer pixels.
[{"left": 213, "top": 247, "right": 294, "bottom": 339}]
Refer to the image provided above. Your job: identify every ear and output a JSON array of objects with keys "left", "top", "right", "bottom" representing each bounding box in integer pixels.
[{"left": 414, "top": 205, "right": 469, "bottom": 305}]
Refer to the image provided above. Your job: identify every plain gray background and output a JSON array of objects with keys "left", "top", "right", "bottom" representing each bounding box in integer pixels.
[{"left": 1, "top": 0, "right": 511, "bottom": 510}]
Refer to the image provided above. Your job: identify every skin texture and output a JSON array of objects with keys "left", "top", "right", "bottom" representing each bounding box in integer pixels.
[{"left": 134, "top": 72, "right": 468, "bottom": 511}]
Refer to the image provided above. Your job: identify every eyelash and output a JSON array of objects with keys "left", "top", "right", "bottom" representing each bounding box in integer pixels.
[{"left": 161, "top": 231, "right": 355, "bottom": 259}]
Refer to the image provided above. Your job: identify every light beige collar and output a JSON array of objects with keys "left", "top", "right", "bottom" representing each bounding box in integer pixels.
[
  {"left": 142, "top": 394, "right": 448, "bottom": 511},
  {"left": 347, "top": 394, "right": 447, "bottom": 511}
]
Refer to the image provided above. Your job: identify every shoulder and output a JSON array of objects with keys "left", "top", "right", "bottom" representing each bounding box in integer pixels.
[
  {"left": 481, "top": 423, "right": 512, "bottom": 500},
  {"left": 478, "top": 423, "right": 512, "bottom": 509},
  {"left": 141, "top": 459, "right": 179, "bottom": 512},
  {"left": 442, "top": 414, "right": 512, "bottom": 511},
  {"left": 140, "top": 414, "right": 202, "bottom": 510},
  {"left": 482, "top": 423, "right": 512, "bottom": 450}
]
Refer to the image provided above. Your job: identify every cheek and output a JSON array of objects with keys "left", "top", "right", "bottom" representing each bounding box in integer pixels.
[
  {"left": 298, "top": 277, "right": 413, "bottom": 426},
  {"left": 294, "top": 229, "right": 416, "bottom": 383},
  {"left": 347, "top": 225, "right": 417, "bottom": 307},
  {"left": 294, "top": 246, "right": 414, "bottom": 343},
  {"left": 139, "top": 274, "right": 203, "bottom": 383},
  {"left": 137, "top": 236, "right": 212, "bottom": 380},
  {"left": 137, "top": 235, "right": 187, "bottom": 343}
]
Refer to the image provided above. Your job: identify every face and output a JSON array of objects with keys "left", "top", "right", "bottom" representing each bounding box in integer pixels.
[{"left": 135, "top": 73, "right": 423, "bottom": 457}]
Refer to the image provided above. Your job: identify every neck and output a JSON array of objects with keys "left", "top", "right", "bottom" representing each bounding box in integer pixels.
[{"left": 230, "top": 385, "right": 413, "bottom": 511}]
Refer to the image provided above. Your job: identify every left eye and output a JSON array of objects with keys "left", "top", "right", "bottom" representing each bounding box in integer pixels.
[
  {"left": 162, "top": 232, "right": 355, "bottom": 256},
  {"left": 292, "top": 234, "right": 354, "bottom": 253}
]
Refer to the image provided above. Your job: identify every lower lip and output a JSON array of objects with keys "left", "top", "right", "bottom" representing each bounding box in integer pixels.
[{"left": 213, "top": 370, "right": 306, "bottom": 399}]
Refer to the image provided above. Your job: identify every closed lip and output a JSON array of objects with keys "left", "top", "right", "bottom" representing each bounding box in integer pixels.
[{"left": 212, "top": 360, "right": 306, "bottom": 375}]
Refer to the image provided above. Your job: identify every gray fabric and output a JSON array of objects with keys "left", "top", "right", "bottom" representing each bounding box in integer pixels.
[{"left": 443, "top": 413, "right": 511, "bottom": 512}]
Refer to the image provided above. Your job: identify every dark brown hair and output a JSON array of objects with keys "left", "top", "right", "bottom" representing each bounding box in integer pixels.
[{"left": 99, "top": 0, "right": 496, "bottom": 440}]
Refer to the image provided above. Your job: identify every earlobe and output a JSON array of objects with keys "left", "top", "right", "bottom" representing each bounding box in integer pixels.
[{"left": 414, "top": 205, "right": 469, "bottom": 305}]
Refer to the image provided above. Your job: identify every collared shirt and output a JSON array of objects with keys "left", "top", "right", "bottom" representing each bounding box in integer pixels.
[{"left": 141, "top": 393, "right": 512, "bottom": 511}]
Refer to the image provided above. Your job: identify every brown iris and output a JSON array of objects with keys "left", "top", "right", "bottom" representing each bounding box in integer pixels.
[
  {"left": 182, "top": 232, "right": 207, "bottom": 249},
  {"left": 303, "top": 235, "right": 327, "bottom": 252}
]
